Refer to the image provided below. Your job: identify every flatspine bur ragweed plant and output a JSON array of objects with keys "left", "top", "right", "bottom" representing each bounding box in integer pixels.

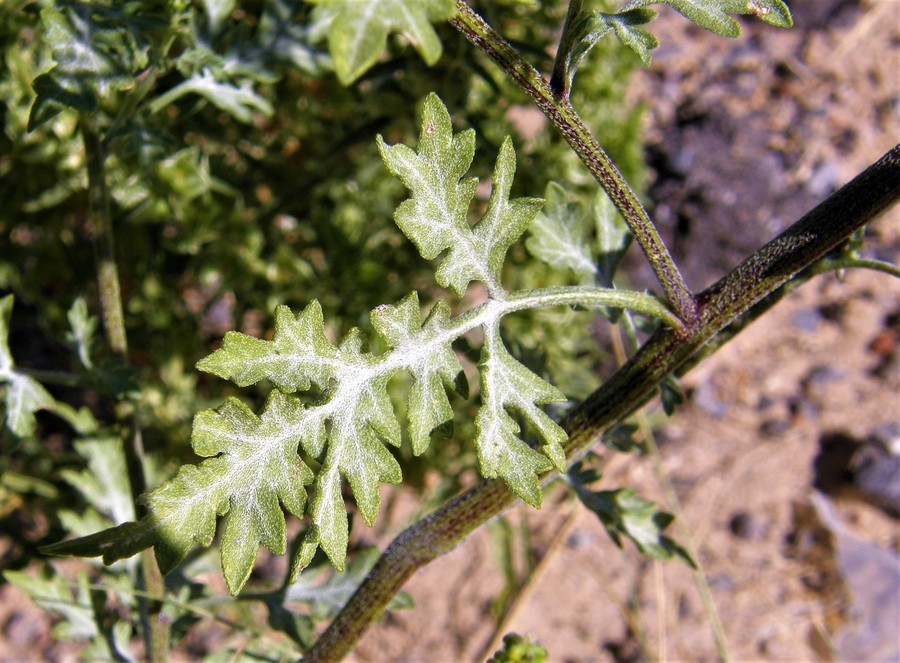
[{"left": 1, "top": 0, "right": 897, "bottom": 661}]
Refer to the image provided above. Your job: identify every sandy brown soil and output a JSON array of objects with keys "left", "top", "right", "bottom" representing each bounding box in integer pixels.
[{"left": 2, "top": 1, "right": 897, "bottom": 662}]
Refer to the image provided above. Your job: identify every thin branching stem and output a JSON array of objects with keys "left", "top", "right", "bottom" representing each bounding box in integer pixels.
[
  {"left": 82, "top": 122, "right": 127, "bottom": 357},
  {"left": 304, "top": 146, "right": 899, "bottom": 663},
  {"left": 609, "top": 320, "right": 731, "bottom": 660},
  {"left": 811, "top": 255, "right": 900, "bottom": 279},
  {"left": 81, "top": 119, "right": 170, "bottom": 663},
  {"left": 450, "top": 1, "right": 698, "bottom": 325}
]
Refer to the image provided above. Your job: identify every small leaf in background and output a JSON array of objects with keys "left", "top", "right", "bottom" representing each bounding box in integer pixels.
[
  {"left": 5, "top": 567, "right": 134, "bottom": 660},
  {"left": 5, "top": 569, "right": 98, "bottom": 640},
  {"left": 601, "top": 9, "right": 660, "bottom": 66},
  {"left": 621, "top": 0, "right": 791, "bottom": 38},
  {"left": 0, "top": 295, "right": 57, "bottom": 437},
  {"left": 526, "top": 182, "right": 597, "bottom": 285},
  {"left": 201, "top": 0, "right": 236, "bottom": 35},
  {"left": 285, "top": 547, "right": 413, "bottom": 619},
  {"left": 551, "top": 5, "right": 658, "bottom": 96},
  {"left": 568, "top": 464, "right": 694, "bottom": 566},
  {"left": 92, "top": 358, "right": 141, "bottom": 400},
  {"left": 525, "top": 183, "right": 633, "bottom": 291},
  {"left": 65, "top": 297, "right": 97, "bottom": 370},
  {"left": 593, "top": 190, "right": 633, "bottom": 287},
  {"left": 148, "top": 70, "right": 274, "bottom": 124},
  {"left": 29, "top": 2, "right": 167, "bottom": 130},
  {"left": 257, "top": 0, "right": 333, "bottom": 75},
  {"left": 60, "top": 437, "right": 136, "bottom": 526},
  {"left": 263, "top": 599, "right": 316, "bottom": 650},
  {"left": 602, "top": 423, "right": 644, "bottom": 454},
  {"left": 554, "top": 0, "right": 791, "bottom": 89},
  {"left": 487, "top": 633, "right": 548, "bottom": 663},
  {"left": 659, "top": 375, "right": 684, "bottom": 416},
  {"left": 309, "top": 0, "right": 455, "bottom": 84}
]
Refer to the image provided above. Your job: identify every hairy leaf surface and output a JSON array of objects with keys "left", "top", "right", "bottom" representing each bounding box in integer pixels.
[
  {"left": 29, "top": 2, "right": 165, "bottom": 129},
  {"left": 526, "top": 182, "right": 597, "bottom": 285},
  {"left": 371, "top": 294, "right": 465, "bottom": 455},
  {"left": 43, "top": 93, "right": 686, "bottom": 591},
  {"left": 476, "top": 324, "right": 567, "bottom": 506},
  {"left": 622, "top": 0, "right": 792, "bottom": 37},
  {"left": 378, "top": 93, "right": 543, "bottom": 296},
  {"left": 46, "top": 391, "right": 320, "bottom": 593},
  {"left": 309, "top": 0, "right": 455, "bottom": 84}
]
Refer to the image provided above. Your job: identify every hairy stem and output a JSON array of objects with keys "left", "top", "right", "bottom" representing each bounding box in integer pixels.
[
  {"left": 304, "top": 146, "right": 899, "bottom": 663},
  {"left": 450, "top": 1, "right": 697, "bottom": 324},
  {"left": 81, "top": 120, "right": 170, "bottom": 663},
  {"left": 83, "top": 123, "right": 127, "bottom": 357}
]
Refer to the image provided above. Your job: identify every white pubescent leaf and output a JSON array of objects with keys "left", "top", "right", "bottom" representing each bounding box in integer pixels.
[
  {"left": 65, "top": 297, "right": 97, "bottom": 370},
  {"left": 526, "top": 182, "right": 597, "bottom": 285},
  {"left": 378, "top": 93, "right": 543, "bottom": 296},
  {"left": 475, "top": 324, "right": 568, "bottom": 507},
  {"left": 142, "top": 392, "right": 315, "bottom": 593},
  {"left": 61, "top": 437, "right": 135, "bottom": 526},
  {"left": 622, "top": 0, "right": 792, "bottom": 38},
  {"left": 371, "top": 293, "right": 464, "bottom": 454},
  {"left": 309, "top": 0, "right": 455, "bottom": 84}
]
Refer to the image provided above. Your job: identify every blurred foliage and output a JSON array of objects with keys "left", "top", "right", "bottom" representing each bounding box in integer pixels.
[
  {"left": 0, "top": 0, "right": 651, "bottom": 656},
  {"left": 0, "top": 0, "right": 646, "bottom": 491},
  {"left": 487, "top": 632, "right": 548, "bottom": 663}
]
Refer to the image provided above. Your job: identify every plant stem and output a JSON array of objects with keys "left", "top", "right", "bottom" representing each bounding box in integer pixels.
[
  {"left": 81, "top": 119, "right": 170, "bottom": 663},
  {"left": 304, "top": 146, "right": 899, "bottom": 663},
  {"left": 450, "top": 1, "right": 697, "bottom": 325},
  {"left": 82, "top": 123, "right": 127, "bottom": 357},
  {"left": 640, "top": 415, "right": 732, "bottom": 662},
  {"left": 811, "top": 255, "right": 900, "bottom": 279},
  {"left": 609, "top": 321, "right": 731, "bottom": 661}
]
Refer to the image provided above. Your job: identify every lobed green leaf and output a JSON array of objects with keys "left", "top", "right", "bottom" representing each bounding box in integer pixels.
[
  {"left": 309, "top": 0, "right": 456, "bottom": 84},
  {"left": 46, "top": 392, "right": 320, "bottom": 593},
  {"left": 371, "top": 294, "right": 465, "bottom": 454},
  {"left": 622, "top": 0, "right": 792, "bottom": 38},
  {"left": 45, "top": 92, "right": 682, "bottom": 591},
  {"left": 378, "top": 93, "right": 542, "bottom": 296},
  {"left": 476, "top": 325, "right": 568, "bottom": 507},
  {"left": 526, "top": 182, "right": 598, "bottom": 285},
  {"left": 29, "top": 2, "right": 166, "bottom": 130}
]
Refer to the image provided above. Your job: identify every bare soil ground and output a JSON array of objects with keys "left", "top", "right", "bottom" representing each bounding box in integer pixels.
[{"left": 1, "top": 1, "right": 897, "bottom": 662}]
